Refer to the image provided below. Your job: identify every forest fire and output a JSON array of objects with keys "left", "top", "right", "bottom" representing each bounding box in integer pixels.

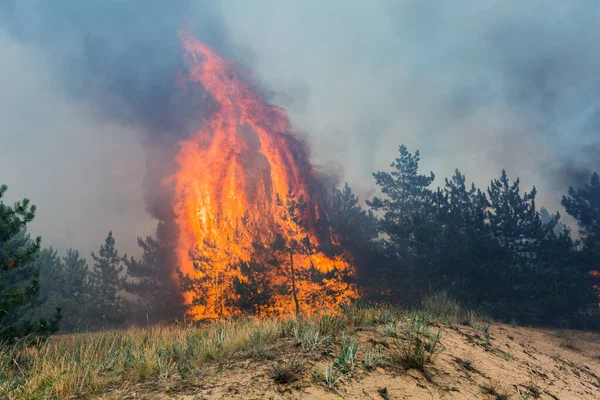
[{"left": 169, "top": 30, "right": 357, "bottom": 320}]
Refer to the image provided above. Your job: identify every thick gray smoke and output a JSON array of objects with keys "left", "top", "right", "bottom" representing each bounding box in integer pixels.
[
  {"left": 0, "top": 1, "right": 229, "bottom": 255},
  {"left": 1, "top": 1, "right": 599, "bottom": 255},
  {"left": 217, "top": 1, "right": 600, "bottom": 209}
]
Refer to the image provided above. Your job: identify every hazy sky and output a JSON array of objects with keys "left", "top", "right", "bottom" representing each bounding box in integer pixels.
[{"left": 1, "top": 1, "right": 599, "bottom": 256}]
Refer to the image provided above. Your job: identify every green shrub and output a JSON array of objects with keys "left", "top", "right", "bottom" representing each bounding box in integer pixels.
[
  {"left": 363, "top": 346, "right": 384, "bottom": 370},
  {"left": 389, "top": 314, "right": 443, "bottom": 371},
  {"left": 290, "top": 320, "right": 329, "bottom": 351},
  {"left": 335, "top": 333, "right": 359, "bottom": 373},
  {"left": 421, "top": 291, "right": 460, "bottom": 322}
]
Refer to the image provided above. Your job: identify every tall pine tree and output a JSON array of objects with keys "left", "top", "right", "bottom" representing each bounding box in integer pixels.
[
  {"left": 123, "top": 222, "right": 184, "bottom": 323},
  {"left": 0, "top": 184, "right": 61, "bottom": 341},
  {"left": 33, "top": 248, "right": 92, "bottom": 331},
  {"left": 562, "top": 171, "right": 600, "bottom": 312},
  {"left": 231, "top": 258, "right": 276, "bottom": 316},
  {"left": 435, "top": 170, "right": 492, "bottom": 303},
  {"left": 366, "top": 145, "right": 438, "bottom": 300},
  {"left": 485, "top": 170, "right": 544, "bottom": 318},
  {"left": 89, "top": 231, "right": 127, "bottom": 327},
  {"left": 325, "top": 183, "right": 381, "bottom": 294}
]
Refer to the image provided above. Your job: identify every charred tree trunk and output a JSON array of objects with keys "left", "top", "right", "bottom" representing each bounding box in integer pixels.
[{"left": 289, "top": 251, "right": 300, "bottom": 317}]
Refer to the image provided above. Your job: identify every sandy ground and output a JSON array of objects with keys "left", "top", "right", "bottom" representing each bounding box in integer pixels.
[{"left": 102, "top": 322, "right": 600, "bottom": 400}]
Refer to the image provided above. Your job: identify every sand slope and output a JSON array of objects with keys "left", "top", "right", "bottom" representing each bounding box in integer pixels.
[{"left": 105, "top": 322, "right": 600, "bottom": 400}]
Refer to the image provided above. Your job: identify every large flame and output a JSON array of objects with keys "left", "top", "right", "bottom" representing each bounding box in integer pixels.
[{"left": 170, "top": 30, "right": 357, "bottom": 320}]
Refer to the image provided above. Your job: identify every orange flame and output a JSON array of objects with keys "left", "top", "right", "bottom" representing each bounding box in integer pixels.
[{"left": 169, "top": 30, "right": 357, "bottom": 320}]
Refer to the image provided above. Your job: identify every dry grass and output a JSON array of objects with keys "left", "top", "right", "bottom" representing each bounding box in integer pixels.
[
  {"left": 0, "top": 318, "right": 283, "bottom": 399},
  {"left": 5, "top": 300, "right": 591, "bottom": 400},
  {"left": 269, "top": 354, "right": 307, "bottom": 384},
  {"left": 481, "top": 379, "right": 512, "bottom": 400},
  {"left": 388, "top": 312, "right": 443, "bottom": 372},
  {"left": 554, "top": 329, "right": 581, "bottom": 351},
  {"left": 1, "top": 305, "right": 401, "bottom": 399}
]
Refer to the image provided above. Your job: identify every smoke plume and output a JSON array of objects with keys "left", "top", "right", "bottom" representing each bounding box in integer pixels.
[{"left": 1, "top": 1, "right": 599, "bottom": 254}]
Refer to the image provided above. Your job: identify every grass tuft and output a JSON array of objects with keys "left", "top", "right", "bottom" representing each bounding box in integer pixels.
[
  {"left": 388, "top": 313, "right": 443, "bottom": 372},
  {"left": 335, "top": 333, "right": 359, "bottom": 373},
  {"left": 269, "top": 356, "right": 306, "bottom": 384},
  {"left": 290, "top": 320, "right": 329, "bottom": 352},
  {"left": 481, "top": 380, "right": 511, "bottom": 400},
  {"left": 421, "top": 291, "right": 460, "bottom": 322},
  {"left": 554, "top": 329, "right": 580, "bottom": 351},
  {"left": 455, "top": 357, "right": 476, "bottom": 373},
  {"left": 321, "top": 363, "right": 343, "bottom": 389},
  {"left": 363, "top": 345, "right": 385, "bottom": 371}
]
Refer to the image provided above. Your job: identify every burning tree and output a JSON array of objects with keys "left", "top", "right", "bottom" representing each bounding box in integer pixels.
[
  {"left": 179, "top": 191, "right": 357, "bottom": 319},
  {"left": 249, "top": 193, "right": 347, "bottom": 317},
  {"left": 167, "top": 30, "right": 358, "bottom": 320},
  {"left": 179, "top": 232, "right": 245, "bottom": 319},
  {"left": 262, "top": 194, "right": 315, "bottom": 316},
  {"left": 231, "top": 258, "right": 276, "bottom": 317}
]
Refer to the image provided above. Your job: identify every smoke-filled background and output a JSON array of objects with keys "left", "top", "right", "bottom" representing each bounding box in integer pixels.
[{"left": 1, "top": 0, "right": 599, "bottom": 255}]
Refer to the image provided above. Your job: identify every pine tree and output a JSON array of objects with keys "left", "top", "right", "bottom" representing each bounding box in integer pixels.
[
  {"left": 89, "top": 231, "right": 127, "bottom": 327},
  {"left": 487, "top": 170, "right": 543, "bottom": 252},
  {"left": 326, "top": 183, "right": 378, "bottom": 247},
  {"left": 366, "top": 145, "right": 438, "bottom": 300},
  {"left": 435, "top": 170, "right": 492, "bottom": 303},
  {"left": 0, "top": 184, "right": 61, "bottom": 341},
  {"left": 180, "top": 225, "right": 246, "bottom": 319},
  {"left": 562, "top": 171, "right": 600, "bottom": 312},
  {"left": 231, "top": 258, "right": 276, "bottom": 316},
  {"left": 325, "top": 183, "right": 380, "bottom": 293},
  {"left": 562, "top": 172, "right": 600, "bottom": 255},
  {"left": 34, "top": 248, "right": 92, "bottom": 331},
  {"left": 269, "top": 194, "right": 313, "bottom": 316},
  {"left": 123, "top": 222, "right": 184, "bottom": 323},
  {"left": 28, "top": 248, "right": 61, "bottom": 324},
  {"left": 484, "top": 170, "right": 547, "bottom": 319},
  {"left": 59, "top": 249, "right": 93, "bottom": 330},
  {"left": 247, "top": 192, "right": 357, "bottom": 317},
  {"left": 367, "top": 145, "right": 435, "bottom": 224},
  {"left": 533, "top": 215, "right": 592, "bottom": 324},
  {"left": 539, "top": 207, "right": 564, "bottom": 236}
]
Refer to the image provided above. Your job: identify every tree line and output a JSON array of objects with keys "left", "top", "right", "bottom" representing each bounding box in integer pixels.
[
  {"left": 329, "top": 145, "right": 599, "bottom": 328},
  {"left": 1, "top": 145, "right": 599, "bottom": 341}
]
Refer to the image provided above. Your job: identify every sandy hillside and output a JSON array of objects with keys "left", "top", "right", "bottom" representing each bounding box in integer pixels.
[{"left": 103, "top": 322, "right": 600, "bottom": 400}]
